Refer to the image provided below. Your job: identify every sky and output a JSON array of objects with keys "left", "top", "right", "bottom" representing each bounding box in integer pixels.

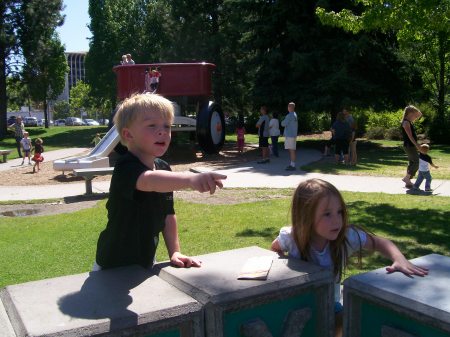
[{"left": 56, "top": 0, "right": 91, "bottom": 52}]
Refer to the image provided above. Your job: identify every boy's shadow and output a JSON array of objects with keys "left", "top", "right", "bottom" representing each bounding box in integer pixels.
[{"left": 58, "top": 266, "right": 151, "bottom": 332}]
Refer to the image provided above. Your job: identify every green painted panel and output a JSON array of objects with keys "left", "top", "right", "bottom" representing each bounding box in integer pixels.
[
  {"left": 360, "top": 301, "right": 449, "bottom": 337},
  {"left": 224, "top": 292, "right": 317, "bottom": 337},
  {"left": 144, "top": 328, "right": 180, "bottom": 337}
]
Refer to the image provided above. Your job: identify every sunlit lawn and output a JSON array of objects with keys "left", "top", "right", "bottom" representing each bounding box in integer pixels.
[
  {"left": 0, "top": 126, "right": 108, "bottom": 159},
  {"left": 301, "top": 138, "right": 450, "bottom": 180},
  {"left": 226, "top": 133, "right": 450, "bottom": 180},
  {"left": 1, "top": 190, "right": 449, "bottom": 288}
]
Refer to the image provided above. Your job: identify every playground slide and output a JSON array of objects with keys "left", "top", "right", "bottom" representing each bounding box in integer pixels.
[{"left": 53, "top": 126, "right": 120, "bottom": 172}]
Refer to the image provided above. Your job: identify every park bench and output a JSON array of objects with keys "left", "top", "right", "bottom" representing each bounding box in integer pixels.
[
  {"left": 73, "top": 167, "right": 114, "bottom": 195},
  {"left": 0, "top": 149, "right": 12, "bottom": 163}
]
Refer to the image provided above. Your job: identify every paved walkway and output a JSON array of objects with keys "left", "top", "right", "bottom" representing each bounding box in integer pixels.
[{"left": 0, "top": 148, "right": 449, "bottom": 201}]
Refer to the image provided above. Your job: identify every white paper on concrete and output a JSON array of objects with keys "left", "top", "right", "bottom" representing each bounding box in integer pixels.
[{"left": 238, "top": 256, "right": 273, "bottom": 280}]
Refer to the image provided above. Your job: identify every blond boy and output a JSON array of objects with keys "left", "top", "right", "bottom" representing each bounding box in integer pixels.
[
  {"left": 94, "top": 94, "right": 226, "bottom": 270},
  {"left": 413, "top": 144, "right": 438, "bottom": 192}
]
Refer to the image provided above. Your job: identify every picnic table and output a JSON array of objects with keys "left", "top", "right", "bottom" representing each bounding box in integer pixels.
[
  {"left": 0, "top": 149, "right": 12, "bottom": 163},
  {"left": 73, "top": 167, "right": 114, "bottom": 194}
]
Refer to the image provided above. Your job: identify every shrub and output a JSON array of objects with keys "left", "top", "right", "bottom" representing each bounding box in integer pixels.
[
  {"left": 298, "top": 111, "right": 331, "bottom": 133},
  {"left": 385, "top": 127, "right": 403, "bottom": 140},
  {"left": 366, "top": 110, "right": 403, "bottom": 130},
  {"left": 365, "top": 127, "right": 385, "bottom": 140}
]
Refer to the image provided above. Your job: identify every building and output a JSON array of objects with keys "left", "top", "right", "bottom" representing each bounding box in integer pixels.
[{"left": 58, "top": 51, "right": 87, "bottom": 101}]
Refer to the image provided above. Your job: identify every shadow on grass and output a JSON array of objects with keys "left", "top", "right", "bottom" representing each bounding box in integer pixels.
[
  {"left": 236, "top": 227, "right": 278, "bottom": 238},
  {"left": 301, "top": 139, "right": 406, "bottom": 174},
  {"left": 349, "top": 200, "right": 450, "bottom": 259}
]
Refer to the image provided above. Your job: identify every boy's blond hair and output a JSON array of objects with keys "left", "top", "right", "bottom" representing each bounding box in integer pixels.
[
  {"left": 114, "top": 93, "right": 174, "bottom": 145},
  {"left": 420, "top": 143, "right": 429, "bottom": 151},
  {"left": 288, "top": 102, "right": 296, "bottom": 108}
]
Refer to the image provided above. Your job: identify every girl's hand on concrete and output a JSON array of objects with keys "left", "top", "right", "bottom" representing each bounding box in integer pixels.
[
  {"left": 170, "top": 252, "right": 202, "bottom": 268},
  {"left": 386, "top": 259, "right": 429, "bottom": 277}
]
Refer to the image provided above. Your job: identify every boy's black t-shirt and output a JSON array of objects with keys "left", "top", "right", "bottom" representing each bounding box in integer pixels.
[{"left": 96, "top": 152, "right": 175, "bottom": 269}]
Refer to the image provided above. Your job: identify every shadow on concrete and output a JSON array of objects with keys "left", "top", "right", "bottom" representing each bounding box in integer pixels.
[
  {"left": 64, "top": 193, "right": 109, "bottom": 203},
  {"left": 58, "top": 267, "right": 151, "bottom": 331}
]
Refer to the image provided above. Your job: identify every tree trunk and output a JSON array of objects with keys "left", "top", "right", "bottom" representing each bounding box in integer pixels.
[
  {"left": 437, "top": 31, "right": 446, "bottom": 119},
  {"left": 0, "top": 42, "right": 7, "bottom": 138},
  {"left": 0, "top": 1, "right": 7, "bottom": 138}
]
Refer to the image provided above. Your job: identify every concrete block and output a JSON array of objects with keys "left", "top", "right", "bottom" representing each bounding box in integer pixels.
[
  {"left": 154, "top": 246, "right": 334, "bottom": 337},
  {"left": 0, "top": 265, "right": 203, "bottom": 337},
  {"left": 344, "top": 253, "right": 450, "bottom": 337},
  {"left": 0, "top": 299, "right": 16, "bottom": 337}
]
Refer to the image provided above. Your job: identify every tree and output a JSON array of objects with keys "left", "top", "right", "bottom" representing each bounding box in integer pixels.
[
  {"left": 22, "top": 34, "right": 67, "bottom": 128},
  {"left": 1, "top": 1, "right": 21, "bottom": 136},
  {"left": 6, "top": 75, "right": 29, "bottom": 111},
  {"left": 316, "top": 0, "right": 450, "bottom": 142},
  {"left": 86, "top": 0, "right": 170, "bottom": 109},
  {"left": 0, "top": 0, "right": 65, "bottom": 135},
  {"left": 53, "top": 99, "right": 70, "bottom": 119},
  {"left": 69, "top": 80, "right": 92, "bottom": 118},
  {"left": 230, "top": 0, "right": 424, "bottom": 121}
]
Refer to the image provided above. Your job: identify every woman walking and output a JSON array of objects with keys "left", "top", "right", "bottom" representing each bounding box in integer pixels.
[{"left": 401, "top": 105, "right": 422, "bottom": 188}]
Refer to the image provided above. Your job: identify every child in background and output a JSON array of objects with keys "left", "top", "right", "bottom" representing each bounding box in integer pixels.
[
  {"left": 236, "top": 120, "right": 246, "bottom": 154},
  {"left": 256, "top": 105, "right": 270, "bottom": 164},
  {"left": 32, "top": 138, "right": 44, "bottom": 173},
  {"left": 150, "top": 67, "right": 161, "bottom": 92},
  {"left": 269, "top": 112, "right": 280, "bottom": 157},
  {"left": 20, "top": 131, "right": 32, "bottom": 165},
  {"left": 413, "top": 144, "right": 438, "bottom": 192},
  {"left": 94, "top": 93, "right": 226, "bottom": 271},
  {"left": 92, "top": 133, "right": 102, "bottom": 147},
  {"left": 144, "top": 67, "right": 152, "bottom": 92},
  {"left": 271, "top": 178, "right": 428, "bottom": 337}
]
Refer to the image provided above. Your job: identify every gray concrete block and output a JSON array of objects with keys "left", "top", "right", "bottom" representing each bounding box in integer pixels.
[
  {"left": 154, "top": 246, "right": 334, "bottom": 337},
  {"left": 0, "top": 299, "right": 16, "bottom": 337},
  {"left": 1, "top": 265, "right": 203, "bottom": 337},
  {"left": 344, "top": 253, "right": 450, "bottom": 336}
]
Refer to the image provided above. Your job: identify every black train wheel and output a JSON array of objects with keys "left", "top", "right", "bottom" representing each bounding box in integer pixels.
[{"left": 196, "top": 101, "right": 225, "bottom": 154}]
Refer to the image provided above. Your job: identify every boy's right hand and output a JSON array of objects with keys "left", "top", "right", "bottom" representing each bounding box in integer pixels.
[{"left": 190, "top": 172, "right": 227, "bottom": 194}]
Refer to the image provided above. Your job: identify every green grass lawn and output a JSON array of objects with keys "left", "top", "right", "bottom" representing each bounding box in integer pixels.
[
  {"left": 3, "top": 128, "right": 448, "bottom": 179},
  {"left": 226, "top": 133, "right": 450, "bottom": 180},
  {"left": 301, "top": 138, "right": 450, "bottom": 180},
  {"left": 1, "top": 190, "right": 449, "bottom": 288},
  {"left": 0, "top": 126, "right": 108, "bottom": 159}
]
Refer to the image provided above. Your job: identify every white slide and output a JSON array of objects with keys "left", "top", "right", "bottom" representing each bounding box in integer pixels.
[{"left": 53, "top": 126, "right": 120, "bottom": 172}]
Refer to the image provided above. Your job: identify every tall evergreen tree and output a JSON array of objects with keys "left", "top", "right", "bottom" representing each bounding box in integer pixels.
[
  {"left": 317, "top": 0, "right": 450, "bottom": 141},
  {"left": 233, "top": 0, "right": 423, "bottom": 121}
]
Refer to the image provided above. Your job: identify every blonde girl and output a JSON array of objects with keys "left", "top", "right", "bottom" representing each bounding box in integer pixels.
[
  {"left": 271, "top": 179, "right": 428, "bottom": 336},
  {"left": 401, "top": 105, "right": 422, "bottom": 188}
]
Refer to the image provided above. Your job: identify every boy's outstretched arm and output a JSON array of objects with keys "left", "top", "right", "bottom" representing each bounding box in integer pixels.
[
  {"left": 163, "top": 214, "right": 201, "bottom": 268},
  {"left": 137, "top": 170, "right": 226, "bottom": 194},
  {"left": 365, "top": 235, "right": 428, "bottom": 277}
]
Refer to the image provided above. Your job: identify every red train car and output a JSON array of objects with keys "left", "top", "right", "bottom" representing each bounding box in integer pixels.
[{"left": 113, "top": 62, "right": 225, "bottom": 154}]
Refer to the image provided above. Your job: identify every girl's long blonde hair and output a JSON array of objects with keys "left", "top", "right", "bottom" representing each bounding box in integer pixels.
[{"left": 291, "top": 179, "right": 359, "bottom": 280}]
